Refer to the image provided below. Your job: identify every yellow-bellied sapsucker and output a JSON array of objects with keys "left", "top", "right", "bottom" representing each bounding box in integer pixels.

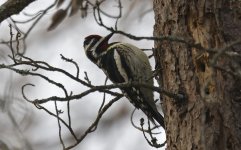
[{"left": 83, "top": 33, "right": 165, "bottom": 128}]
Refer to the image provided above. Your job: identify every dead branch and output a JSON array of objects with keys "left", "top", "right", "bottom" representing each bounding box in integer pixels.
[{"left": 0, "top": 0, "right": 35, "bottom": 23}]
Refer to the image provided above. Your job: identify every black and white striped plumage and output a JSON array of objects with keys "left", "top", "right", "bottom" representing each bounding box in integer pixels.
[{"left": 83, "top": 33, "right": 165, "bottom": 128}]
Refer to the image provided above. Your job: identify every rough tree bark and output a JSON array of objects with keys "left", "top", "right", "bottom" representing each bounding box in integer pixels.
[{"left": 153, "top": 0, "right": 241, "bottom": 150}]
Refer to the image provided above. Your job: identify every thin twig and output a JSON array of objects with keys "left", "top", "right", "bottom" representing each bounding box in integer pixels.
[
  {"left": 21, "top": 84, "right": 78, "bottom": 141},
  {"left": 98, "top": 77, "right": 108, "bottom": 113},
  {"left": 140, "top": 119, "right": 166, "bottom": 148},
  {"left": 130, "top": 108, "right": 160, "bottom": 134},
  {"left": 55, "top": 101, "right": 65, "bottom": 149},
  {"left": 60, "top": 54, "right": 80, "bottom": 78},
  {"left": 65, "top": 95, "right": 122, "bottom": 150}
]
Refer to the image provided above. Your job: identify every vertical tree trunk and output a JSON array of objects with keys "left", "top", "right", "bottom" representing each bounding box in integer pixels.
[{"left": 153, "top": 0, "right": 241, "bottom": 149}]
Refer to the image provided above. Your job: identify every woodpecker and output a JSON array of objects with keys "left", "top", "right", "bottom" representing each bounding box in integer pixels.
[{"left": 83, "top": 33, "right": 165, "bottom": 128}]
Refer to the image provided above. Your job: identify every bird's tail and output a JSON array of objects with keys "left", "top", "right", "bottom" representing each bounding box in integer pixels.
[{"left": 147, "top": 109, "right": 165, "bottom": 128}]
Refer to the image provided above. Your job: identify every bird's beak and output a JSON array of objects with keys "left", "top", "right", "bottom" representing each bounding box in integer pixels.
[
  {"left": 104, "top": 32, "right": 114, "bottom": 42},
  {"left": 96, "top": 32, "right": 114, "bottom": 50}
]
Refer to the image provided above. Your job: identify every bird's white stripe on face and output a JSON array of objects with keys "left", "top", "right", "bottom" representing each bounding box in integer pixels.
[
  {"left": 84, "top": 39, "right": 94, "bottom": 52},
  {"left": 84, "top": 37, "right": 106, "bottom": 58},
  {"left": 114, "top": 49, "right": 128, "bottom": 82},
  {"left": 91, "top": 37, "right": 106, "bottom": 57}
]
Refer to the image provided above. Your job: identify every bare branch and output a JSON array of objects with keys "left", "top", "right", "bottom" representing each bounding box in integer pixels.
[
  {"left": 140, "top": 119, "right": 166, "bottom": 148},
  {"left": 0, "top": 0, "right": 35, "bottom": 23},
  {"left": 55, "top": 100, "right": 65, "bottom": 149},
  {"left": 18, "top": 81, "right": 181, "bottom": 104},
  {"left": 21, "top": 84, "right": 78, "bottom": 141},
  {"left": 98, "top": 77, "right": 108, "bottom": 113},
  {"left": 65, "top": 95, "right": 122, "bottom": 150},
  {"left": 210, "top": 39, "right": 241, "bottom": 65},
  {"left": 130, "top": 108, "right": 160, "bottom": 134},
  {"left": 60, "top": 54, "right": 80, "bottom": 78}
]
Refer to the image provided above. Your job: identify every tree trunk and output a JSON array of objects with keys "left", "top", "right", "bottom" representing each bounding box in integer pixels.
[{"left": 153, "top": 0, "right": 241, "bottom": 149}]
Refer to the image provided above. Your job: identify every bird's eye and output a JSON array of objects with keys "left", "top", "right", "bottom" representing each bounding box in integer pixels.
[{"left": 84, "top": 38, "right": 91, "bottom": 47}]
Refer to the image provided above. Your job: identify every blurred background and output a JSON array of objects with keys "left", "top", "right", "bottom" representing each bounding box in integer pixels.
[{"left": 0, "top": 0, "right": 165, "bottom": 149}]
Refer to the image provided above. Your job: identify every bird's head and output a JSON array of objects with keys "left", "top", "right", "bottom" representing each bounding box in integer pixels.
[{"left": 83, "top": 33, "right": 113, "bottom": 63}]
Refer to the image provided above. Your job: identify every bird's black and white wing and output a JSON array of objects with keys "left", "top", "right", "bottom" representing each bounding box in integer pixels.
[{"left": 102, "top": 43, "right": 164, "bottom": 127}]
